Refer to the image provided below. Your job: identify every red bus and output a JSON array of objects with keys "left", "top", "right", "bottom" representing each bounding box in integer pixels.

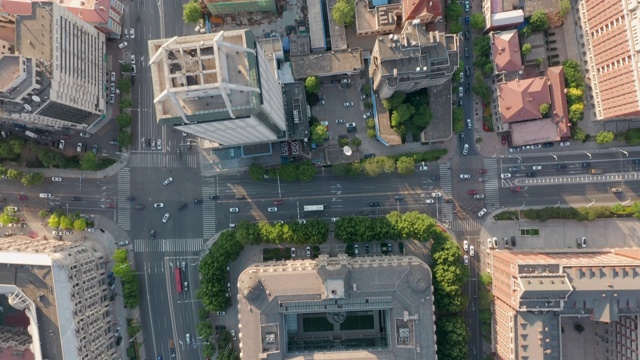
[{"left": 174, "top": 268, "right": 182, "bottom": 293}]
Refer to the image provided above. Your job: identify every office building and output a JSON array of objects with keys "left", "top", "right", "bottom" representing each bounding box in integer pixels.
[{"left": 0, "top": 236, "right": 116, "bottom": 360}]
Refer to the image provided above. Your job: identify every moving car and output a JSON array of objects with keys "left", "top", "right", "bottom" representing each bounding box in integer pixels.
[
  {"left": 80, "top": 132, "right": 91, "bottom": 138},
  {"left": 150, "top": 229, "right": 156, "bottom": 239},
  {"left": 178, "top": 203, "right": 188, "bottom": 210},
  {"left": 469, "top": 245, "right": 475, "bottom": 257},
  {"left": 532, "top": 166, "right": 542, "bottom": 170},
  {"left": 509, "top": 186, "right": 522, "bottom": 192},
  {"left": 526, "top": 172, "right": 536, "bottom": 177},
  {"left": 393, "top": 195, "right": 404, "bottom": 200},
  {"left": 186, "top": 334, "right": 191, "bottom": 345},
  {"left": 467, "top": 190, "right": 477, "bottom": 195},
  {"left": 477, "top": 208, "right": 487, "bottom": 217},
  {"left": 460, "top": 174, "right": 471, "bottom": 179},
  {"left": 130, "top": 28, "right": 135, "bottom": 38},
  {"left": 267, "top": 207, "right": 278, "bottom": 212},
  {"left": 335, "top": 119, "right": 345, "bottom": 124},
  {"left": 106, "top": 203, "right": 117, "bottom": 208},
  {"left": 162, "top": 177, "right": 173, "bottom": 185},
  {"left": 274, "top": 200, "right": 284, "bottom": 205},
  {"left": 508, "top": 167, "right": 519, "bottom": 172},
  {"left": 193, "top": 199, "right": 203, "bottom": 204},
  {"left": 477, "top": 169, "right": 487, "bottom": 174},
  {"left": 52, "top": 177, "right": 62, "bottom": 182},
  {"left": 463, "top": 240, "right": 468, "bottom": 251},
  {"left": 156, "top": 138, "right": 161, "bottom": 150},
  {"left": 110, "top": 72, "right": 116, "bottom": 82},
  {"left": 425, "top": 199, "right": 435, "bottom": 204},
  {"left": 153, "top": 203, "right": 164, "bottom": 208},
  {"left": 580, "top": 162, "right": 591, "bottom": 168},
  {"left": 501, "top": 173, "right": 511, "bottom": 178},
  {"left": 612, "top": 188, "right": 623, "bottom": 193},
  {"left": 343, "top": 102, "right": 354, "bottom": 107},
  {"left": 210, "top": 195, "right": 220, "bottom": 200},
  {"left": 126, "top": 195, "right": 136, "bottom": 201},
  {"left": 118, "top": 42, "right": 128, "bottom": 49},
  {"left": 17, "top": 195, "right": 28, "bottom": 200},
  {"left": 463, "top": 144, "right": 469, "bottom": 155},
  {"left": 431, "top": 192, "right": 442, "bottom": 197},
  {"left": 162, "top": 213, "right": 170, "bottom": 223},
  {"left": 369, "top": 202, "right": 380, "bottom": 207},
  {"left": 117, "top": 241, "right": 129, "bottom": 247},
  {"left": 131, "top": 55, "right": 135, "bottom": 64},
  {"left": 473, "top": 194, "right": 485, "bottom": 199},
  {"left": 554, "top": 164, "right": 567, "bottom": 170},
  {"left": 72, "top": 196, "right": 83, "bottom": 201},
  {"left": 419, "top": 165, "right": 428, "bottom": 170},
  {"left": 229, "top": 208, "right": 239, "bottom": 213}
]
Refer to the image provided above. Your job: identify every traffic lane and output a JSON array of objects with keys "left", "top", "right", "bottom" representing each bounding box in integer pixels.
[
  {"left": 499, "top": 183, "right": 636, "bottom": 207},
  {"left": 502, "top": 149, "right": 638, "bottom": 165},
  {"left": 500, "top": 158, "right": 637, "bottom": 174}
]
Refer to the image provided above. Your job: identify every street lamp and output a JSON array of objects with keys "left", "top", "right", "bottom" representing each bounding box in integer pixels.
[
  {"left": 623, "top": 197, "right": 631, "bottom": 206},
  {"left": 276, "top": 170, "right": 281, "bottom": 198},
  {"left": 554, "top": 201, "right": 560, "bottom": 208},
  {"left": 614, "top": 148, "right": 629, "bottom": 157},
  {"left": 550, "top": 153, "right": 558, "bottom": 161},
  {"left": 587, "top": 199, "right": 595, "bottom": 207},
  {"left": 584, "top": 151, "right": 592, "bottom": 159}
]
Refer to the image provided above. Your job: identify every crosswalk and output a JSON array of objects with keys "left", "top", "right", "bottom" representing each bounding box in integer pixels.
[
  {"left": 202, "top": 177, "right": 218, "bottom": 239},
  {"left": 452, "top": 218, "right": 482, "bottom": 232},
  {"left": 483, "top": 159, "right": 500, "bottom": 211},
  {"left": 133, "top": 238, "right": 204, "bottom": 253},
  {"left": 439, "top": 163, "right": 453, "bottom": 222},
  {"left": 129, "top": 153, "right": 199, "bottom": 168},
  {"left": 117, "top": 168, "right": 131, "bottom": 230}
]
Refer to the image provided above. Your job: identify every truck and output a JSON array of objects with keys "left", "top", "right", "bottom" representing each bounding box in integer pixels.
[
  {"left": 303, "top": 205, "right": 324, "bottom": 212},
  {"left": 590, "top": 169, "right": 604, "bottom": 174},
  {"left": 168, "top": 339, "right": 176, "bottom": 357},
  {"left": 25, "top": 130, "right": 39, "bottom": 139},
  {"left": 174, "top": 268, "right": 182, "bottom": 293}
]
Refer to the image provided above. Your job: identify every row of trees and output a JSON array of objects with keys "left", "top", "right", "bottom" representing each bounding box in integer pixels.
[
  {"left": 235, "top": 219, "right": 329, "bottom": 245},
  {"left": 0, "top": 166, "right": 44, "bottom": 187},
  {"left": 330, "top": 148, "right": 447, "bottom": 177},
  {"left": 381, "top": 91, "right": 432, "bottom": 140},
  {"left": 248, "top": 160, "right": 318, "bottom": 182},
  {"left": 563, "top": 60, "right": 586, "bottom": 124},
  {"left": 46, "top": 211, "right": 89, "bottom": 231},
  {"left": 113, "top": 249, "right": 141, "bottom": 309},
  {"left": 197, "top": 231, "right": 244, "bottom": 312},
  {"left": 0, "top": 207, "right": 20, "bottom": 225},
  {"left": 520, "top": 203, "right": 640, "bottom": 222},
  {"left": 115, "top": 69, "right": 134, "bottom": 148}
]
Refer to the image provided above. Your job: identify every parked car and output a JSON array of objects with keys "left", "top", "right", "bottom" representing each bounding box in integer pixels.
[
  {"left": 52, "top": 177, "right": 63, "bottom": 182},
  {"left": 162, "top": 177, "right": 173, "bottom": 185},
  {"left": 117, "top": 241, "right": 129, "bottom": 247},
  {"left": 343, "top": 102, "right": 354, "bottom": 107},
  {"left": 291, "top": 247, "right": 296, "bottom": 257},
  {"left": 577, "top": 237, "right": 587, "bottom": 248},
  {"left": 559, "top": 141, "right": 570, "bottom": 146},
  {"left": 463, "top": 143, "right": 469, "bottom": 155},
  {"left": 469, "top": 245, "right": 475, "bottom": 257},
  {"left": 362, "top": 112, "right": 372, "bottom": 119},
  {"left": 464, "top": 255, "right": 469, "bottom": 266},
  {"left": 555, "top": 164, "right": 567, "bottom": 170},
  {"left": 118, "top": 42, "right": 128, "bottom": 49},
  {"left": 463, "top": 240, "right": 468, "bottom": 251},
  {"left": 346, "top": 122, "right": 356, "bottom": 128},
  {"left": 419, "top": 165, "right": 428, "bottom": 170},
  {"left": 162, "top": 213, "right": 170, "bottom": 222},
  {"left": 80, "top": 132, "right": 91, "bottom": 138}
]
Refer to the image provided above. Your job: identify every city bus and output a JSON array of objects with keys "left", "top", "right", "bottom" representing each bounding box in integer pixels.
[
  {"left": 174, "top": 268, "right": 182, "bottom": 293},
  {"left": 303, "top": 205, "right": 325, "bottom": 211}
]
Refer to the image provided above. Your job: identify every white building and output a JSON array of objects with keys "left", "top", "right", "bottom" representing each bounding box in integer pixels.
[{"left": 148, "top": 29, "right": 288, "bottom": 147}]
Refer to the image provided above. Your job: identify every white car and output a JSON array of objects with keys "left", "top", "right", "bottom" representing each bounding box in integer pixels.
[
  {"left": 162, "top": 213, "right": 170, "bottom": 223},
  {"left": 344, "top": 102, "right": 354, "bottom": 107},
  {"left": 458, "top": 87, "right": 463, "bottom": 97},
  {"left": 156, "top": 139, "right": 161, "bottom": 150},
  {"left": 80, "top": 132, "right": 91, "bottom": 138},
  {"left": 492, "top": 237, "right": 498, "bottom": 248},
  {"left": 151, "top": 139, "right": 156, "bottom": 149},
  {"left": 6, "top": 206, "right": 18, "bottom": 212},
  {"left": 466, "top": 119, "right": 472, "bottom": 129},
  {"left": 267, "top": 207, "right": 278, "bottom": 212},
  {"left": 362, "top": 112, "right": 372, "bottom": 119},
  {"left": 320, "top": 121, "right": 328, "bottom": 126},
  {"left": 118, "top": 42, "right": 128, "bottom": 49},
  {"left": 331, "top": 217, "right": 340, "bottom": 222},
  {"left": 501, "top": 173, "right": 511, "bottom": 178},
  {"left": 469, "top": 245, "right": 475, "bottom": 256},
  {"left": 463, "top": 144, "right": 469, "bottom": 155},
  {"left": 76, "top": 142, "right": 84, "bottom": 152},
  {"left": 130, "top": 28, "right": 135, "bottom": 38},
  {"left": 419, "top": 165, "right": 428, "bottom": 170},
  {"left": 463, "top": 240, "right": 468, "bottom": 251},
  {"left": 464, "top": 255, "right": 469, "bottom": 266},
  {"left": 87, "top": 228, "right": 95, "bottom": 232},
  {"left": 110, "top": 72, "right": 116, "bottom": 82},
  {"left": 52, "top": 230, "right": 62, "bottom": 236},
  {"left": 298, "top": 219, "right": 306, "bottom": 224},
  {"left": 51, "top": 177, "right": 62, "bottom": 182},
  {"left": 186, "top": 333, "right": 191, "bottom": 344},
  {"left": 110, "top": 95, "right": 115, "bottom": 104},
  {"left": 532, "top": 166, "right": 542, "bottom": 170},
  {"left": 560, "top": 141, "right": 570, "bottom": 146},
  {"left": 131, "top": 55, "right": 135, "bottom": 64},
  {"left": 306, "top": 246, "right": 311, "bottom": 257},
  {"left": 291, "top": 247, "right": 296, "bottom": 257},
  {"left": 154, "top": 203, "right": 164, "bottom": 208},
  {"left": 431, "top": 192, "right": 442, "bottom": 197},
  {"left": 473, "top": 194, "right": 485, "bottom": 199},
  {"left": 346, "top": 122, "right": 356, "bottom": 128},
  {"left": 162, "top": 177, "right": 173, "bottom": 185},
  {"left": 478, "top": 208, "right": 487, "bottom": 217},
  {"left": 229, "top": 208, "right": 239, "bottom": 213},
  {"left": 460, "top": 174, "right": 470, "bottom": 179},
  {"left": 425, "top": 199, "right": 435, "bottom": 204},
  {"left": 335, "top": 119, "right": 344, "bottom": 124}
]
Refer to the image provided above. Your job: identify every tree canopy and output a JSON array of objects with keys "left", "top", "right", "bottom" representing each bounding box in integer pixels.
[
  {"left": 310, "top": 123, "right": 328, "bottom": 144},
  {"left": 183, "top": 0, "right": 203, "bottom": 24},
  {"left": 530, "top": 10, "right": 549, "bottom": 31},
  {"left": 469, "top": 13, "right": 485, "bottom": 31},
  {"left": 304, "top": 76, "right": 321, "bottom": 94},
  {"left": 331, "top": 0, "right": 355, "bottom": 26},
  {"left": 595, "top": 131, "right": 615, "bottom": 145}
]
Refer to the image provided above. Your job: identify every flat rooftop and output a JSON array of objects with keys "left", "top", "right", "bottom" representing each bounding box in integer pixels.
[
  {"left": 290, "top": 49, "right": 362, "bottom": 79},
  {"left": 237, "top": 254, "right": 436, "bottom": 360}
]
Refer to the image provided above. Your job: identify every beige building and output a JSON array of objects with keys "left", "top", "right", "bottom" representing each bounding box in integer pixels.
[
  {"left": 355, "top": 0, "right": 402, "bottom": 37},
  {"left": 369, "top": 21, "right": 459, "bottom": 99},
  {"left": 0, "top": 2, "right": 106, "bottom": 130},
  {"left": 0, "top": 236, "right": 116, "bottom": 360},
  {"left": 490, "top": 250, "right": 640, "bottom": 360},
  {"left": 148, "top": 29, "right": 289, "bottom": 148},
  {"left": 237, "top": 254, "right": 437, "bottom": 360}
]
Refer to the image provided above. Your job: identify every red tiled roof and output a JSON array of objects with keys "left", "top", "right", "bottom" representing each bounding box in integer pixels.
[
  {"left": 402, "top": 0, "right": 442, "bottom": 23},
  {"left": 66, "top": 6, "right": 109, "bottom": 24},
  {"left": 498, "top": 76, "right": 550, "bottom": 123},
  {"left": 0, "top": 0, "right": 34, "bottom": 15},
  {"left": 491, "top": 30, "right": 522, "bottom": 73},
  {"left": 546, "top": 66, "right": 570, "bottom": 139}
]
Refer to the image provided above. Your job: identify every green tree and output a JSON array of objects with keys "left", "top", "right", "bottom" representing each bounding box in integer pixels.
[
  {"left": 73, "top": 218, "right": 87, "bottom": 231},
  {"left": 436, "top": 316, "right": 470, "bottom": 360},
  {"left": 625, "top": 128, "right": 640, "bottom": 145},
  {"left": 522, "top": 25, "right": 532, "bottom": 37},
  {"left": 38, "top": 149, "right": 66, "bottom": 168},
  {"left": 21, "top": 172, "right": 44, "bottom": 187},
  {"left": 183, "top": 0, "right": 203, "bottom": 24},
  {"left": 391, "top": 103, "right": 415, "bottom": 128},
  {"left": 522, "top": 43, "right": 532, "bottom": 56},
  {"left": 572, "top": 127, "right": 587, "bottom": 141},
  {"left": 338, "top": 137, "right": 350, "bottom": 147},
  {"left": 120, "top": 97, "right": 133, "bottom": 109},
  {"left": 0, "top": 139, "right": 24, "bottom": 160},
  {"left": 117, "top": 78, "right": 131, "bottom": 94},
  {"left": 59, "top": 216, "right": 73, "bottom": 229},
  {"left": 39, "top": 210, "right": 51, "bottom": 219},
  {"left": 595, "top": 131, "right": 615, "bottom": 145},
  {"left": 396, "top": 157, "right": 415, "bottom": 175},
  {"left": 563, "top": 60, "right": 585, "bottom": 89},
  {"left": 118, "top": 130, "right": 133, "bottom": 147},
  {"left": 0, "top": 213, "right": 19, "bottom": 225},
  {"left": 480, "top": 273, "right": 492, "bottom": 286},
  {"left": 197, "top": 321, "right": 214, "bottom": 340},
  {"left": 310, "top": 123, "right": 328, "bottom": 144},
  {"left": 248, "top": 163, "right": 265, "bottom": 181},
  {"left": 539, "top": 103, "right": 550, "bottom": 117},
  {"left": 445, "top": 2, "right": 463, "bottom": 22},
  {"left": 381, "top": 92, "right": 406, "bottom": 110},
  {"left": 530, "top": 10, "right": 549, "bottom": 31},
  {"left": 117, "top": 113, "right": 133, "bottom": 128},
  {"left": 331, "top": 0, "right": 355, "bottom": 26},
  {"left": 367, "top": 129, "right": 377, "bottom": 138},
  {"left": 452, "top": 107, "right": 464, "bottom": 133},
  {"left": 296, "top": 161, "right": 318, "bottom": 182},
  {"left": 350, "top": 137, "right": 362, "bottom": 148},
  {"left": 6, "top": 169, "right": 22, "bottom": 180},
  {"left": 569, "top": 103, "right": 584, "bottom": 122},
  {"left": 559, "top": 0, "right": 571, "bottom": 18},
  {"left": 304, "top": 76, "right": 321, "bottom": 95},
  {"left": 80, "top": 152, "right": 99, "bottom": 171},
  {"left": 472, "top": 72, "right": 492, "bottom": 103},
  {"left": 567, "top": 88, "right": 583, "bottom": 105},
  {"left": 469, "top": 13, "right": 485, "bottom": 31},
  {"left": 48, "top": 214, "right": 60, "bottom": 228},
  {"left": 365, "top": 118, "right": 375, "bottom": 129}
]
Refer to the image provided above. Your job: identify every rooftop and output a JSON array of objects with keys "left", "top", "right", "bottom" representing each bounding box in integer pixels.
[
  {"left": 497, "top": 76, "right": 550, "bottom": 123},
  {"left": 491, "top": 30, "right": 522, "bottom": 73},
  {"left": 237, "top": 254, "right": 436, "bottom": 360},
  {"left": 355, "top": 0, "right": 401, "bottom": 35},
  {"left": 494, "top": 0, "right": 561, "bottom": 17},
  {"left": 402, "top": 0, "right": 441, "bottom": 23},
  {"left": 326, "top": 0, "right": 348, "bottom": 50},
  {"left": 290, "top": 49, "right": 362, "bottom": 79}
]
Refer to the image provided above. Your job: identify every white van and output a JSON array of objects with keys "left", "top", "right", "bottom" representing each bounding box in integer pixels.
[{"left": 39, "top": 193, "right": 52, "bottom": 198}]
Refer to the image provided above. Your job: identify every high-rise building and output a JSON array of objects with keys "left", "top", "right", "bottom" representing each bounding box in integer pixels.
[
  {"left": 0, "top": 236, "right": 116, "bottom": 359},
  {"left": 490, "top": 250, "right": 640, "bottom": 360},
  {"left": 0, "top": 2, "right": 106, "bottom": 130},
  {"left": 148, "top": 29, "right": 288, "bottom": 147},
  {"left": 578, "top": 0, "right": 640, "bottom": 120}
]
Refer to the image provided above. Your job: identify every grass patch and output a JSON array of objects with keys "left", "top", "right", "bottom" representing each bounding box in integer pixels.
[
  {"left": 340, "top": 314, "right": 374, "bottom": 331},
  {"left": 302, "top": 316, "right": 334, "bottom": 332},
  {"left": 493, "top": 210, "right": 519, "bottom": 221}
]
